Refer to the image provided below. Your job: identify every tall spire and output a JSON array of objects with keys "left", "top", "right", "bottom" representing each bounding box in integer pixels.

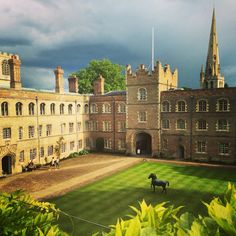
[
  {"left": 200, "top": 8, "right": 225, "bottom": 89},
  {"left": 205, "top": 8, "right": 220, "bottom": 77}
]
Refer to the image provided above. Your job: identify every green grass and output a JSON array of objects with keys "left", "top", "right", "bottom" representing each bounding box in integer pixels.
[{"left": 51, "top": 161, "right": 236, "bottom": 236}]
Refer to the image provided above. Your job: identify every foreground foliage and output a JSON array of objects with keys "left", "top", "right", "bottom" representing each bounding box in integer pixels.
[
  {"left": 0, "top": 190, "right": 67, "bottom": 236},
  {"left": 98, "top": 183, "right": 236, "bottom": 236}
]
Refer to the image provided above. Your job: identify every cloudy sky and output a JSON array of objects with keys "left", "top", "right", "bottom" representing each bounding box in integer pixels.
[{"left": 1, "top": 0, "right": 236, "bottom": 90}]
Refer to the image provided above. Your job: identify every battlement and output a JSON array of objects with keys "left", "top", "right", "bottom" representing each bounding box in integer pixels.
[
  {"left": 0, "top": 51, "right": 20, "bottom": 60},
  {"left": 126, "top": 61, "right": 178, "bottom": 78}
]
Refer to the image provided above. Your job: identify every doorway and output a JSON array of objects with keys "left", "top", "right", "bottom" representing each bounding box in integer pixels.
[
  {"left": 96, "top": 138, "right": 104, "bottom": 152},
  {"left": 2, "top": 155, "right": 12, "bottom": 174},
  {"left": 135, "top": 132, "right": 152, "bottom": 155}
]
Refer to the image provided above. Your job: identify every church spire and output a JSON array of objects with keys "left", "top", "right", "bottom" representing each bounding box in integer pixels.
[
  {"left": 205, "top": 8, "right": 220, "bottom": 77},
  {"left": 200, "top": 8, "right": 225, "bottom": 89}
]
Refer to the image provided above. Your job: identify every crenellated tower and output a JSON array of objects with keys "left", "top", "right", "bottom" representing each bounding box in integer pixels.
[
  {"left": 200, "top": 8, "right": 225, "bottom": 89},
  {"left": 125, "top": 61, "right": 178, "bottom": 156}
]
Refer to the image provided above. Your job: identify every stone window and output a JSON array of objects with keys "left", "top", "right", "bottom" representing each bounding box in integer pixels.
[
  {"left": 219, "top": 142, "right": 230, "bottom": 155},
  {"left": 1, "top": 102, "right": 8, "bottom": 116},
  {"left": 176, "top": 119, "right": 186, "bottom": 130},
  {"left": 16, "top": 102, "right": 23, "bottom": 116},
  {"left": 197, "top": 100, "right": 208, "bottom": 112},
  {"left": 3, "top": 128, "right": 11, "bottom": 139},
  {"left": 84, "top": 121, "right": 90, "bottom": 131},
  {"left": 103, "top": 121, "right": 111, "bottom": 131},
  {"left": 47, "top": 145, "right": 53, "bottom": 156},
  {"left": 29, "top": 102, "right": 35, "bottom": 115},
  {"left": 78, "top": 140, "right": 82, "bottom": 149},
  {"left": 196, "top": 120, "right": 207, "bottom": 130},
  {"left": 216, "top": 98, "right": 230, "bottom": 112},
  {"left": 77, "top": 104, "right": 81, "bottom": 113},
  {"left": 118, "top": 121, "right": 126, "bottom": 132},
  {"left": 61, "top": 143, "right": 66, "bottom": 153},
  {"left": 46, "top": 124, "right": 52, "bottom": 136},
  {"left": 19, "top": 151, "right": 24, "bottom": 162},
  {"left": 61, "top": 123, "right": 66, "bottom": 134},
  {"left": 30, "top": 148, "right": 37, "bottom": 160},
  {"left": 90, "top": 121, "right": 98, "bottom": 131},
  {"left": 216, "top": 119, "right": 229, "bottom": 131},
  {"left": 77, "top": 122, "right": 81, "bottom": 132},
  {"left": 18, "top": 127, "right": 23, "bottom": 139},
  {"left": 118, "top": 139, "right": 126, "bottom": 150},
  {"left": 162, "top": 101, "right": 170, "bottom": 112},
  {"left": 138, "top": 88, "right": 147, "bottom": 101},
  {"left": 50, "top": 103, "right": 55, "bottom": 115},
  {"left": 28, "top": 126, "right": 35, "bottom": 138},
  {"left": 176, "top": 101, "right": 186, "bottom": 112},
  {"left": 196, "top": 141, "right": 207, "bottom": 153},
  {"left": 91, "top": 103, "right": 98, "bottom": 113},
  {"left": 84, "top": 104, "right": 89, "bottom": 114},
  {"left": 2, "top": 60, "right": 10, "bottom": 75},
  {"left": 60, "top": 104, "right": 64, "bottom": 115},
  {"left": 70, "top": 141, "right": 75, "bottom": 151},
  {"left": 162, "top": 119, "right": 170, "bottom": 129},
  {"left": 38, "top": 125, "right": 42, "bottom": 137},
  {"left": 104, "top": 139, "right": 112, "bottom": 149},
  {"left": 40, "top": 103, "right": 46, "bottom": 115},
  {"left": 68, "top": 104, "right": 73, "bottom": 114},
  {"left": 138, "top": 111, "right": 147, "bottom": 122},
  {"left": 103, "top": 103, "right": 111, "bottom": 113},
  {"left": 40, "top": 147, "right": 44, "bottom": 157},
  {"left": 118, "top": 103, "right": 126, "bottom": 113},
  {"left": 69, "top": 122, "right": 74, "bottom": 133}
]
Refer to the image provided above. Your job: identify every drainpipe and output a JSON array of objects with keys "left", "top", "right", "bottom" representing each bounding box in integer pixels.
[
  {"left": 112, "top": 96, "right": 116, "bottom": 153},
  {"left": 35, "top": 96, "right": 40, "bottom": 164},
  {"left": 75, "top": 100, "right": 78, "bottom": 152}
]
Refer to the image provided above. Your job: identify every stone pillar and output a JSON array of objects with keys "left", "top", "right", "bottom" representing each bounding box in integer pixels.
[
  {"left": 93, "top": 75, "right": 104, "bottom": 95},
  {"left": 9, "top": 55, "right": 22, "bottom": 90},
  {"left": 54, "top": 66, "right": 64, "bottom": 94},
  {"left": 68, "top": 75, "right": 78, "bottom": 93}
]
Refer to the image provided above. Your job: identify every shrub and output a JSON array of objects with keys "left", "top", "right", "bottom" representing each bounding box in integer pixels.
[{"left": 0, "top": 190, "right": 67, "bottom": 236}]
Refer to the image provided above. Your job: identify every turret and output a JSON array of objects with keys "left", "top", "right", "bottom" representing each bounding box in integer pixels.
[{"left": 54, "top": 66, "right": 64, "bottom": 94}]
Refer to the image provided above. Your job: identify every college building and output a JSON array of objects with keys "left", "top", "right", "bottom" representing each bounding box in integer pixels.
[{"left": 0, "top": 9, "right": 235, "bottom": 175}]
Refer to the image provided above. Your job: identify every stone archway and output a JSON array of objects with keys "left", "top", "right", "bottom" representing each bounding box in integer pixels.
[
  {"left": 177, "top": 145, "right": 185, "bottom": 159},
  {"left": 96, "top": 138, "right": 104, "bottom": 152},
  {"left": 2, "top": 155, "right": 12, "bottom": 174},
  {"left": 135, "top": 132, "right": 152, "bottom": 155}
]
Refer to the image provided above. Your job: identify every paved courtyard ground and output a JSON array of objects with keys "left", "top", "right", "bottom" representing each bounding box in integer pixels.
[{"left": 0, "top": 154, "right": 141, "bottom": 200}]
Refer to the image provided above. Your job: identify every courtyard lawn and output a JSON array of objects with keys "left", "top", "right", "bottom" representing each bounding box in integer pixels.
[{"left": 51, "top": 161, "right": 236, "bottom": 236}]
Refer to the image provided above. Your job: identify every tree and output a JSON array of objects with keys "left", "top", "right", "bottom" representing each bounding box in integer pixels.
[
  {"left": 71, "top": 59, "right": 125, "bottom": 94},
  {"left": 54, "top": 137, "right": 64, "bottom": 160}
]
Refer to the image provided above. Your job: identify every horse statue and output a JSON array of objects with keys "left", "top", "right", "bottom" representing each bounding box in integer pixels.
[{"left": 148, "top": 173, "right": 169, "bottom": 193}]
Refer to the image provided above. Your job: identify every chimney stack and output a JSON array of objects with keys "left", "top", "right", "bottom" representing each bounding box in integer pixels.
[
  {"left": 9, "top": 55, "right": 22, "bottom": 90},
  {"left": 54, "top": 66, "right": 64, "bottom": 94},
  {"left": 68, "top": 75, "right": 78, "bottom": 93},
  {"left": 93, "top": 75, "right": 104, "bottom": 95}
]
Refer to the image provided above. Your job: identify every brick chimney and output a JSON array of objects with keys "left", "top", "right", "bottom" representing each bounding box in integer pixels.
[
  {"left": 54, "top": 66, "right": 64, "bottom": 94},
  {"left": 9, "top": 55, "right": 22, "bottom": 90},
  {"left": 93, "top": 75, "right": 104, "bottom": 95},
  {"left": 68, "top": 75, "right": 78, "bottom": 93}
]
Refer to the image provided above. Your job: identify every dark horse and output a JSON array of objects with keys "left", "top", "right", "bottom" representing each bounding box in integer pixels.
[{"left": 148, "top": 173, "right": 169, "bottom": 193}]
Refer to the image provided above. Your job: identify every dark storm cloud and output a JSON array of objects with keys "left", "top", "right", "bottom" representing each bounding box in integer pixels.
[
  {"left": 1, "top": 0, "right": 236, "bottom": 90},
  {"left": 0, "top": 38, "right": 32, "bottom": 46}
]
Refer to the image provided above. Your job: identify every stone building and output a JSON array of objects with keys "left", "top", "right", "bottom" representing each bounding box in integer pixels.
[{"left": 0, "top": 9, "right": 235, "bottom": 175}]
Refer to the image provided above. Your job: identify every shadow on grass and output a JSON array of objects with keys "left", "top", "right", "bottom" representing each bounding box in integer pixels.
[{"left": 51, "top": 186, "right": 224, "bottom": 236}]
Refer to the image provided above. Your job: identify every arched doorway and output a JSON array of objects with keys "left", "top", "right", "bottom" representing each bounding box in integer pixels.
[
  {"left": 177, "top": 145, "right": 185, "bottom": 159},
  {"left": 2, "top": 155, "right": 12, "bottom": 174},
  {"left": 135, "top": 132, "right": 152, "bottom": 155},
  {"left": 96, "top": 138, "right": 104, "bottom": 152}
]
